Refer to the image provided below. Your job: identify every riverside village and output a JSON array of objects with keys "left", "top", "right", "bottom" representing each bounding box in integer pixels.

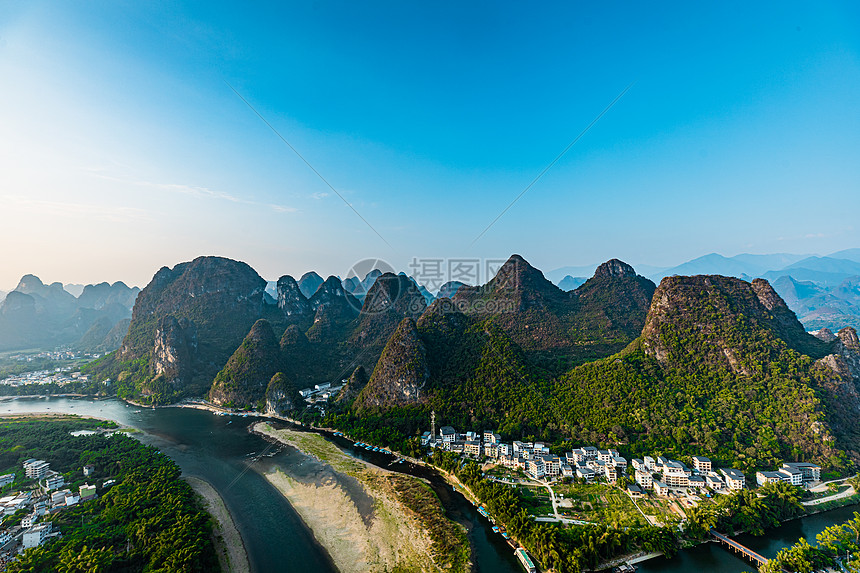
[
  {"left": 0, "top": 456, "right": 105, "bottom": 569},
  {"left": 400, "top": 412, "right": 832, "bottom": 573}
]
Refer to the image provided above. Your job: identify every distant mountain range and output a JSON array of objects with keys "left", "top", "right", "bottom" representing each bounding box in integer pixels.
[
  {"left": 0, "top": 276, "right": 140, "bottom": 353},
  {"left": 549, "top": 249, "right": 860, "bottom": 332},
  {"left": 4, "top": 247, "right": 858, "bottom": 356}
]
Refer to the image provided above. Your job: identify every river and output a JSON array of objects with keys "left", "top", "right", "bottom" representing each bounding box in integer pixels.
[
  {"left": 0, "top": 397, "right": 520, "bottom": 573},
  {"left": 3, "top": 396, "right": 855, "bottom": 572},
  {"left": 636, "top": 503, "right": 860, "bottom": 573}
]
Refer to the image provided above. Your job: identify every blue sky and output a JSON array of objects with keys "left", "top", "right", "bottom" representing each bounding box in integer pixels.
[{"left": 1, "top": 1, "right": 858, "bottom": 288}]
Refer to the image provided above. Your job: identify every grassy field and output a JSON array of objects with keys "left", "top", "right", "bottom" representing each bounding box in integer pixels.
[
  {"left": 550, "top": 481, "right": 683, "bottom": 527},
  {"left": 517, "top": 484, "right": 555, "bottom": 516}
]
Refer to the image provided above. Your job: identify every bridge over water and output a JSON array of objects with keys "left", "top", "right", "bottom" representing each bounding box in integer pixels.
[{"left": 710, "top": 529, "right": 789, "bottom": 571}]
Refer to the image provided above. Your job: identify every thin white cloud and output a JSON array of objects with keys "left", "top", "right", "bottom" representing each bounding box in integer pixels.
[
  {"left": 90, "top": 173, "right": 297, "bottom": 213},
  {"left": 2, "top": 195, "right": 151, "bottom": 223}
]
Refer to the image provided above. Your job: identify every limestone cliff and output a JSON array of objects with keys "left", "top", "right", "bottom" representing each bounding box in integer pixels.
[
  {"left": 110, "top": 256, "right": 270, "bottom": 402},
  {"left": 266, "top": 372, "right": 300, "bottom": 416}
]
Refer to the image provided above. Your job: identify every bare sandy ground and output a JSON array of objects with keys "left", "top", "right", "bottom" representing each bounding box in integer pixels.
[
  {"left": 255, "top": 422, "right": 467, "bottom": 573},
  {"left": 185, "top": 476, "right": 251, "bottom": 573}
]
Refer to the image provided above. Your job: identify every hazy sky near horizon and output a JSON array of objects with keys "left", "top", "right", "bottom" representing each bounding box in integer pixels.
[{"left": 1, "top": 1, "right": 859, "bottom": 289}]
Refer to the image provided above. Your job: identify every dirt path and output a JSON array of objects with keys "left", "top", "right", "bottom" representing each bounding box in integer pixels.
[
  {"left": 803, "top": 484, "right": 856, "bottom": 506},
  {"left": 185, "top": 476, "right": 251, "bottom": 573}
]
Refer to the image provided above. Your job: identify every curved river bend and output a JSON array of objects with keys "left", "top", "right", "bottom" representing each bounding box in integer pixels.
[
  {"left": 1, "top": 398, "right": 519, "bottom": 573},
  {"left": 4, "top": 397, "right": 854, "bottom": 572}
]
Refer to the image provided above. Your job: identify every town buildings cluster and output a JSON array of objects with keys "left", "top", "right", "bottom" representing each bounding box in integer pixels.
[
  {"left": 0, "top": 459, "right": 101, "bottom": 567},
  {"left": 0, "top": 370, "right": 90, "bottom": 388},
  {"left": 6, "top": 350, "right": 100, "bottom": 363},
  {"left": 421, "top": 424, "right": 822, "bottom": 498}
]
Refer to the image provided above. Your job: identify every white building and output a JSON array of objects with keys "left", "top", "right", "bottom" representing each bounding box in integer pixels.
[
  {"left": 526, "top": 458, "right": 545, "bottom": 480},
  {"left": 542, "top": 456, "right": 561, "bottom": 477},
  {"left": 782, "top": 462, "right": 821, "bottom": 484},
  {"left": 721, "top": 468, "right": 746, "bottom": 490},
  {"left": 663, "top": 472, "right": 689, "bottom": 488},
  {"left": 688, "top": 475, "right": 706, "bottom": 489},
  {"left": 22, "top": 513, "right": 39, "bottom": 528},
  {"left": 464, "top": 440, "right": 481, "bottom": 457},
  {"left": 756, "top": 471, "right": 784, "bottom": 486},
  {"left": 635, "top": 470, "right": 653, "bottom": 489},
  {"left": 23, "top": 522, "right": 52, "bottom": 549},
  {"left": 484, "top": 443, "right": 498, "bottom": 458},
  {"left": 777, "top": 467, "right": 803, "bottom": 487},
  {"left": 0, "top": 474, "right": 14, "bottom": 488},
  {"left": 51, "top": 489, "right": 71, "bottom": 506},
  {"left": 598, "top": 449, "right": 619, "bottom": 463},
  {"left": 80, "top": 484, "right": 96, "bottom": 499},
  {"left": 576, "top": 466, "right": 596, "bottom": 482},
  {"left": 706, "top": 474, "right": 725, "bottom": 490},
  {"left": 604, "top": 464, "right": 618, "bottom": 483},
  {"left": 691, "top": 456, "right": 712, "bottom": 473},
  {"left": 24, "top": 459, "right": 50, "bottom": 479},
  {"left": 44, "top": 472, "right": 65, "bottom": 491}
]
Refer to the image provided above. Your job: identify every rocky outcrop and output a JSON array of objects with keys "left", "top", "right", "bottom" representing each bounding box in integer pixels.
[
  {"left": 819, "top": 327, "right": 860, "bottom": 380},
  {"left": 14, "top": 274, "right": 78, "bottom": 313},
  {"left": 280, "top": 324, "right": 310, "bottom": 349},
  {"left": 437, "top": 281, "right": 466, "bottom": 299},
  {"left": 351, "top": 274, "right": 427, "bottom": 349},
  {"left": 149, "top": 315, "right": 198, "bottom": 389},
  {"left": 112, "top": 256, "right": 270, "bottom": 402},
  {"left": 593, "top": 259, "right": 636, "bottom": 279},
  {"left": 276, "top": 275, "right": 311, "bottom": 319},
  {"left": 354, "top": 318, "right": 429, "bottom": 411},
  {"left": 306, "top": 277, "right": 361, "bottom": 341},
  {"left": 416, "top": 298, "right": 470, "bottom": 336},
  {"left": 643, "top": 275, "right": 824, "bottom": 370},
  {"left": 814, "top": 328, "right": 839, "bottom": 343},
  {"left": 266, "top": 372, "right": 299, "bottom": 416}
]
